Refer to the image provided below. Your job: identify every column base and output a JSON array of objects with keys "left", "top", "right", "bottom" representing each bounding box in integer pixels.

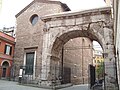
[
  {"left": 38, "top": 79, "right": 61, "bottom": 87},
  {"left": 105, "top": 83, "right": 119, "bottom": 90}
]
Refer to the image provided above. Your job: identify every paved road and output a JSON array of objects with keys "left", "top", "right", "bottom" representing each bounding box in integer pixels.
[
  {"left": 0, "top": 80, "right": 89, "bottom": 90},
  {"left": 59, "top": 84, "right": 89, "bottom": 90},
  {"left": 0, "top": 80, "right": 48, "bottom": 90}
]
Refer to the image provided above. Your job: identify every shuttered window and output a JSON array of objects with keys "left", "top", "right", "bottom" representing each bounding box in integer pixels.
[{"left": 4, "top": 45, "right": 12, "bottom": 55}]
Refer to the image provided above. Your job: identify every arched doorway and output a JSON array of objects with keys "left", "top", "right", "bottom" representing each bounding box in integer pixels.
[
  {"left": 2, "top": 61, "right": 10, "bottom": 78},
  {"left": 41, "top": 7, "right": 117, "bottom": 89}
]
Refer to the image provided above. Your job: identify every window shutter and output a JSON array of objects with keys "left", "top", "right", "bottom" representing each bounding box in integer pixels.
[
  {"left": 4, "top": 45, "right": 7, "bottom": 54},
  {"left": 10, "top": 46, "right": 12, "bottom": 55}
]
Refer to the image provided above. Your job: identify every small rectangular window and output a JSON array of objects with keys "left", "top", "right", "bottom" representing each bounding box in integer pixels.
[
  {"left": 4, "top": 45, "right": 12, "bottom": 55},
  {"left": 97, "top": 60, "right": 100, "bottom": 63}
]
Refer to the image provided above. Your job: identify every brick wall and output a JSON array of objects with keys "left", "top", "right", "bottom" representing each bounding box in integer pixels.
[
  {"left": 15, "top": 1, "right": 93, "bottom": 85},
  {"left": 63, "top": 37, "right": 93, "bottom": 84},
  {"left": 14, "top": 1, "right": 69, "bottom": 78}
]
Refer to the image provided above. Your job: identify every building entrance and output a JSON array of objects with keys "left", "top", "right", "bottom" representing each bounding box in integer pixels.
[
  {"left": 2, "top": 61, "right": 9, "bottom": 78},
  {"left": 2, "top": 68, "right": 7, "bottom": 77}
]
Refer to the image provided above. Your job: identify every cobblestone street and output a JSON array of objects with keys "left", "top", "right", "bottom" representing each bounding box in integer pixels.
[
  {"left": 0, "top": 80, "right": 89, "bottom": 90},
  {"left": 59, "top": 84, "right": 88, "bottom": 90},
  {"left": 0, "top": 80, "right": 48, "bottom": 90}
]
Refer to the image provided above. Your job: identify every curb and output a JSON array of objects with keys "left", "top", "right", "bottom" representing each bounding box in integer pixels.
[{"left": 18, "top": 83, "right": 73, "bottom": 89}]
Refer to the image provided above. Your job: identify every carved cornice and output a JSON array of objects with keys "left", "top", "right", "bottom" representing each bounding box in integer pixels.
[{"left": 41, "top": 7, "right": 111, "bottom": 22}]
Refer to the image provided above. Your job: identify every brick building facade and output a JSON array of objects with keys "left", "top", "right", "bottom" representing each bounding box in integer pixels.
[
  {"left": 63, "top": 37, "right": 93, "bottom": 84},
  {"left": 0, "top": 31, "right": 15, "bottom": 79},
  {"left": 14, "top": 0, "right": 93, "bottom": 85}
]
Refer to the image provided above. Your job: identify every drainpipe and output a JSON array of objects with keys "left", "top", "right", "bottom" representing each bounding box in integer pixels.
[
  {"left": 82, "top": 38, "right": 84, "bottom": 84},
  {"left": 61, "top": 46, "right": 64, "bottom": 83},
  {"left": 115, "top": 54, "right": 119, "bottom": 90}
]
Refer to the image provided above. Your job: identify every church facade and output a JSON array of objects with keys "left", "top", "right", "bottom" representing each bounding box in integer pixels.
[{"left": 14, "top": 0, "right": 93, "bottom": 85}]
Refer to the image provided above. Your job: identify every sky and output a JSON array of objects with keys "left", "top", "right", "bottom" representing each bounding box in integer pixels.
[
  {"left": 0, "top": 0, "right": 106, "bottom": 29},
  {"left": 0, "top": 0, "right": 106, "bottom": 50}
]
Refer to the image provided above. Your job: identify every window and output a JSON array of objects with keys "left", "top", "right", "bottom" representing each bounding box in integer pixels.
[
  {"left": 25, "top": 52, "right": 35, "bottom": 75},
  {"left": 94, "top": 60, "right": 96, "bottom": 63},
  {"left": 97, "top": 60, "right": 100, "bottom": 63},
  {"left": 30, "top": 14, "right": 38, "bottom": 26},
  {"left": 4, "top": 45, "right": 12, "bottom": 55}
]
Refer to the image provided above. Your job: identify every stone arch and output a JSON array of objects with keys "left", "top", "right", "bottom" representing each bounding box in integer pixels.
[
  {"left": 50, "top": 26, "right": 105, "bottom": 58},
  {"left": 41, "top": 7, "right": 117, "bottom": 89},
  {"left": 48, "top": 25, "right": 106, "bottom": 85},
  {"left": 1, "top": 60, "right": 11, "bottom": 78},
  {"left": 1, "top": 60, "right": 11, "bottom": 67}
]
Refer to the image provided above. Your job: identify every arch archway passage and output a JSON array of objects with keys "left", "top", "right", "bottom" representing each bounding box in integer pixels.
[
  {"left": 1, "top": 60, "right": 11, "bottom": 67},
  {"left": 2, "top": 61, "right": 9, "bottom": 67},
  {"left": 1, "top": 61, "right": 10, "bottom": 78},
  {"left": 41, "top": 7, "right": 117, "bottom": 89}
]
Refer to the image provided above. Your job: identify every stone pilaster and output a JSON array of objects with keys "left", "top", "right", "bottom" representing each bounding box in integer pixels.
[
  {"left": 104, "top": 45, "right": 118, "bottom": 90},
  {"left": 40, "top": 24, "right": 52, "bottom": 86}
]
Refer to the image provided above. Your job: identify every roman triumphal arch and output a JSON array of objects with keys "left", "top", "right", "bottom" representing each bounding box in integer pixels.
[{"left": 41, "top": 7, "right": 117, "bottom": 89}]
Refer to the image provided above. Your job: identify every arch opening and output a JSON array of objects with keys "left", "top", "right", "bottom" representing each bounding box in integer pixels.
[
  {"left": 50, "top": 30, "right": 104, "bottom": 85},
  {"left": 2, "top": 61, "right": 10, "bottom": 67},
  {"left": 1, "top": 61, "right": 10, "bottom": 78},
  {"left": 51, "top": 30, "right": 104, "bottom": 57}
]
